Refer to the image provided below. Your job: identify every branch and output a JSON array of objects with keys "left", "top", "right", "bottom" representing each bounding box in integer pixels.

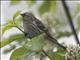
[
  {"left": 42, "top": 50, "right": 52, "bottom": 60},
  {"left": 61, "top": 0, "right": 80, "bottom": 45},
  {"left": 15, "top": 26, "right": 25, "bottom": 34},
  {"left": 12, "top": 18, "right": 25, "bottom": 34}
]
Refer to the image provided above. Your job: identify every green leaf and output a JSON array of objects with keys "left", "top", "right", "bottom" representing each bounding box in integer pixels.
[
  {"left": 48, "top": 48, "right": 65, "bottom": 60},
  {"left": 16, "top": 52, "right": 33, "bottom": 60},
  {"left": 10, "top": 0, "right": 21, "bottom": 5},
  {"left": 25, "top": 33, "right": 45, "bottom": 52},
  {"left": 50, "top": 1, "right": 57, "bottom": 14},
  {"left": 39, "top": 1, "right": 51, "bottom": 15},
  {"left": 0, "top": 34, "right": 25, "bottom": 48},
  {"left": 13, "top": 10, "right": 21, "bottom": 20},
  {"left": 57, "top": 47, "right": 66, "bottom": 54},
  {"left": 3, "top": 45, "right": 16, "bottom": 54},
  {"left": 10, "top": 47, "right": 29, "bottom": 60},
  {"left": 2, "top": 19, "right": 22, "bottom": 34},
  {"left": 57, "top": 32, "right": 72, "bottom": 38},
  {"left": 52, "top": 53, "right": 65, "bottom": 60},
  {"left": 2, "top": 23, "right": 16, "bottom": 34},
  {"left": 38, "top": 1, "right": 57, "bottom": 15}
]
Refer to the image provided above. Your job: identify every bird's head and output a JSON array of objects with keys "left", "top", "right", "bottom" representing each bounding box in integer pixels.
[
  {"left": 21, "top": 12, "right": 34, "bottom": 18},
  {"left": 21, "top": 12, "right": 36, "bottom": 21}
]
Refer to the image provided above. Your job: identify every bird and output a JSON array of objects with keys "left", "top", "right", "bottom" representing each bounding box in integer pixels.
[
  {"left": 21, "top": 12, "right": 58, "bottom": 40},
  {"left": 21, "top": 12, "right": 46, "bottom": 39},
  {"left": 21, "top": 12, "right": 66, "bottom": 50}
]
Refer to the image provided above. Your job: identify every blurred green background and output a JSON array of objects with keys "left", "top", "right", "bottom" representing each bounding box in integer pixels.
[{"left": 1, "top": 0, "right": 80, "bottom": 60}]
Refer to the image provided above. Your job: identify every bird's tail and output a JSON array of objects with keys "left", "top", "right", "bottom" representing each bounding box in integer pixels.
[{"left": 44, "top": 30, "right": 66, "bottom": 50}]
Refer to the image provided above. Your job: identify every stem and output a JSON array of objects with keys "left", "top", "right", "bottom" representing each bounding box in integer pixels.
[
  {"left": 15, "top": 26, "right": 25, "bottom": 34},
  {"left": 13, "top": 19, "right": 25, "bottom": 34},
  {"left": 42, "top": 50, "right": 52, "bottom": 60},
  {"left": 61, "top": 0, "right": 80, "bottom": 45}
]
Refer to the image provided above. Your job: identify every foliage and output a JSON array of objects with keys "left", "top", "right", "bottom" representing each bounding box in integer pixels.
[
  {"left": 1, "top": 0, "right": 80, "bottom": 60},
  {"left": 2, "top": 10, "right": 22, "bottom": 35},
  {"left": 39, "top": 1, "right": 57, "bottom": 15},
  {"left": 2, "top": 23, "right": 16, "bottom": 34},
  {"left": 3, "top": 45, "right": 16, "bottom": 54},
  {"left": 48, "top": 48, "right": 66, "bottom": 60},
  {"left": 10, "top": 47, "right": 29, "bottom": 60},
  {"left": 24, "top": 33, "right": 45, "bottom": 52},
  {"left": 10, "top": 0, "right": 36, "bottom": 6},
  {"left": 13, "top": 10, "right": 21, "bottom": 20},
  {"left": 0, "top": 34, "right": 24, "bottom": 48}
]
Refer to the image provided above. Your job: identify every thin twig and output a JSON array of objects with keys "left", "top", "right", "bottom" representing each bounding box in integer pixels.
[
  {"left": 13, "top": 18, "right": 25, "bottom": 34},
  {"left": 42, "top": 50, "right": 52, "bottom": 60},
  {"left": 61, "top": 0, "right": 80, "bottom": 45},
  {"left": 15, "top": 26, "right": 25, "bottom": 34}
]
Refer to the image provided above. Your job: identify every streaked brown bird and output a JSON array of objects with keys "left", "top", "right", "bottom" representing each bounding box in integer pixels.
[
  {"left": 21, "top": 12, "right": 66, "bottom": 50},
  {"left": 21, "top": 12, "right": 46, "bottom": 38}
]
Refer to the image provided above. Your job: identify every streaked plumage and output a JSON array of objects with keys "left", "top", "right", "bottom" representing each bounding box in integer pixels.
[
  {"left": 21, "top": 12, "right": 66, "bottom": 50},
  {"left": 21, "top": 12, "right": 45, "bottom": 38}
]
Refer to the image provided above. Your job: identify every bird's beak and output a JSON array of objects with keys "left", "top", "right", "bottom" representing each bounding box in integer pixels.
[{"left": 21, "top": 13, "right": 25, "bottom": 17}]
